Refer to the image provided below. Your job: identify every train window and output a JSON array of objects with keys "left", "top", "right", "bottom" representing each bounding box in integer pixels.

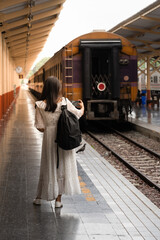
[
  {"left": 154, "top": 76, "right": 158, "bottom": 83},
  {"left": 58, "top": 63, "right": 60, "bottom": 79},
  {"left": 35, "top": 76, "right": 38, "bottom": 82},
  {"left": 39, "top": 74, "right": 43, "bottom": 82},
  {"left": 60, "top": 63, "right": 62, "bottom": 73},
  {"left": 51, "top": 67, "right": 54, "bottom": 75}
]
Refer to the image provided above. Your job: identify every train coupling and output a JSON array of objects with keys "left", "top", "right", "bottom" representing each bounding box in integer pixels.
[{"left": 86, "top": 100, "right": 119, "bottom": 120}]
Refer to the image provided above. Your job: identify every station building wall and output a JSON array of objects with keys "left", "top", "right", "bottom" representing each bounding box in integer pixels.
[{"left": 0, "top": 33, "right": 20, "bottom": 120}]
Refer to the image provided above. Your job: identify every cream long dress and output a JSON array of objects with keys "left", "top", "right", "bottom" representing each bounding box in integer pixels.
[{"left": 35, "top": 97, "right": 83, "bottom": 201}]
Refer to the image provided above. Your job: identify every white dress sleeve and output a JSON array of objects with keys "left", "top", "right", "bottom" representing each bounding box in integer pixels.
[
  {"left": 35, "top": 103, "right": 45, "bottom": 129},
  {"left": 66, "top": 98, "right": 83, "bottom": 119}
]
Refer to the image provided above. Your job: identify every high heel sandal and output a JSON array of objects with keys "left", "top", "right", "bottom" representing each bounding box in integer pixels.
[{"left": 33, "top": 198, "right": 41, "bottom": 205}]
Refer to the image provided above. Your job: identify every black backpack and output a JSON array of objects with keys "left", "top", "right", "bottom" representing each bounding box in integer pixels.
[{"left": 55, "top": 100, "right": 82, "bottom": 167}]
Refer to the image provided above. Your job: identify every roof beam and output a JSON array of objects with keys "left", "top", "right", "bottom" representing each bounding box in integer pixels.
[
  {"left": 122, "top": 26, "right": 160, "bottom": 35},
  {"left": 10, "top": 40, "right": 46, "bottom": 52},
  {"left": 10, "top": 38, "right": 46, "bottom": 50},
  {"left": 11, "top": 47, "right": 43, "bottom": 57},
  {"left": 1, "top": 5, "right": 62, "bottom": 31},
  {"left": 5, "top": 25, "right": 53, "bottom": 40},
  {"left": 2, "top": 0, "right": 65, "bottom": 21},
  {"left": 11, "top": 41, "right": 45, "bottom": 52},
  {"left": 5, "top": 26, "right": 28, "bottom": 37},
  {"left": 8, "top": 38, "right": 26, "bottom": 47},
  {"left": 0, "top": 0, "right": 65, "bottom": 77},
  {"left": 31, "top": 18, "right": 55, "bottom": 30},
  {"left": 31, "top": 5, "right": 62, "bottom": 22},
  {"left": 5, "top": 19, "right": 54, "bottom": 40},
  {"left": 13, "top": 55, "right": 38, "bottom": 60},
  {"left": 8, "top": 32, "right": 49, "bottom": 47},
  {"left": 127, "top": 38, "right": 160, "bottom": 45},
  {"left": 136, "top": 46, "right": 154, "bottom": 51},
  {"left": 30, "top": 26, "right": 52, "bottom": 36},
  {"left": 6, "top": 32, "right": 27, "bottom": 42},
  {"left": 2, "top": 18, "right": 28, "bottom": 31},
  {"left": 0, "top": 0, "right": 26, "bottom": 10},
  {"left": 29, "top": 33, "right": 49, "bottom": 41},
  {"left": 140, "top": 15, "right": 160, "bottom": 22},
  {"left": 138, "top": 50, "right": 160, "bottom": 57}
]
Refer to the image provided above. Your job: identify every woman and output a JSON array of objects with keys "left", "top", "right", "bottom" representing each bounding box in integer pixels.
[{"left": 33, "top": 76, "right": 84, "bottom": 207}]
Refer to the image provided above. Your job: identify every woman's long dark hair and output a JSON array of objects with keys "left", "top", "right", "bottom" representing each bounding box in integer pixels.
[{"left": 40, "top": 76, "right": 61, "bottom": 112}]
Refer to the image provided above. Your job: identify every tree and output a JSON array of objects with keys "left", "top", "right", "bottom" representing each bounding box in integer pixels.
[{"left": 26, "top": 57, "right": 50, "bottom": 79}]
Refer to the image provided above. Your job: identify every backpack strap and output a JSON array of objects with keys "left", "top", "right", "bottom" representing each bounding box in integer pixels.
[
  {"left": 57, "top": 97, "right": 67, "bottom": 168},
  {"left": 61, "top": 97, "right": 67, "bottom": 111},
  {"left": 57, "top": 145, "right": 59, "bottom": 168}
]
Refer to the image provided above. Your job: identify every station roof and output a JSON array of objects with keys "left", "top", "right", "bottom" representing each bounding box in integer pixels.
[
  {"left": 0, "top": 0, "right": 65, "bottom": 76},
  {"left": 109, "top": 0, "right": 160, "bottom": 58}
]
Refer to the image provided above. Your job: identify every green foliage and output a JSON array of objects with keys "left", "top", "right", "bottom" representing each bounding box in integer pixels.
[
  {"left": 27, "top": 69, "right": 34, "bottom": 79},
  {"left": 138, "top": 58, "right": 160, "bottom": 70},
  {"left": 26, "top": 57, "right": 50, "bottom": 79}
]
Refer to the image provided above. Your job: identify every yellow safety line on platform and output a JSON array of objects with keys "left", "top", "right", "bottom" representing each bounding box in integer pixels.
[{"left": 79, "top": 176, "right": 96, "bottom": 202}]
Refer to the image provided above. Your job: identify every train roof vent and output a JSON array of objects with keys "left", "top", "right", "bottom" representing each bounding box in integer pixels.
[
  {"left": 92, "top": 29, "right": 106, "bottom": 32},
  {"left": 80, "top": 39, "right": 122, "bottom": 48}
]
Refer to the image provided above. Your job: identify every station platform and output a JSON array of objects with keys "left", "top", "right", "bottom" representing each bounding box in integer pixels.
[
  {"left": 128, "top": 104, "right": 160, "bottom": 141},
  {"left": 0, "top": 88, "right": 160, "bottom": 240}
]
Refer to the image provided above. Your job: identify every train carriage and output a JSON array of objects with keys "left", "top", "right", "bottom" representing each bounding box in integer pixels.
[{"left": 28, "top": 31, "right": 138, "bottom": 120}]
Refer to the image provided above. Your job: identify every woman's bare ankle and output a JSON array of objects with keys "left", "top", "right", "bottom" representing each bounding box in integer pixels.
[{"left": 56, "top": 195, "right": 61, "bottom": 202}]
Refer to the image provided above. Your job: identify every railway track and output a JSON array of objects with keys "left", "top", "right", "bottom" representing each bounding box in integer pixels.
[{"left": 85, "top": 128, "right": 160, "bottom": 193}]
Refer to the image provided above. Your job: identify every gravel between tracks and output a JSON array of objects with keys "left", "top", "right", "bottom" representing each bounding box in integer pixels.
[{"left": 83, "top": 133, "right": 160, "bottom": 209}]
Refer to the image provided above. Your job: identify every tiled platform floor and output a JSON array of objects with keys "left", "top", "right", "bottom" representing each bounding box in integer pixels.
[
  {"left": 0, "top": 88, "right": 160, "bottom": 240},
  {"left": 130, "top": 103, "right": 160, "bottom": 127},
  {"left": 128, "top": 104, "right": 160, "bottom": 140}
]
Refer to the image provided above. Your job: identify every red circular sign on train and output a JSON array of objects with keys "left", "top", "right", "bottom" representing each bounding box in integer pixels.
[{"left": 97, "top": 82, "right": 106, "bottom": 91}]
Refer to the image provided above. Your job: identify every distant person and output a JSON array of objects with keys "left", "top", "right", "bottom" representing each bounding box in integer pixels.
[
  {"left": 33, "top": 76, "right": 84, "bottom": 207},
  {"left": 136, "top": 89, "right": 142, "bottom": 106}
]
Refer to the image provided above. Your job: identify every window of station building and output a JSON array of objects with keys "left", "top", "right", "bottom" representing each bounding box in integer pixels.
[
  {"left": 151, "top": 76, "right": 153, "bottom": 82},
  {"left": 154, "top": 76, "right": 158, "bottom": 83}
]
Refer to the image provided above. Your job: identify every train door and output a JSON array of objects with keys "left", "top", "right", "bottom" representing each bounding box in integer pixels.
[
  {"left": 80, "top": 39, "right": 121, "bottom": 120},
  {"left": 91, "top": 49, "right": 111, "bottom": 99}
]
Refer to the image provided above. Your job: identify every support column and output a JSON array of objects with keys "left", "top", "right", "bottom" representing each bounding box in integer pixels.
[
  {"left": 0, "top": 33, "right": 20, "bottom": 120},
  {"left": 2, "top": 36, "right": 7, "bottom": 115},
  {"left": 0, "top": 33, "right": 2, "bottom": 119},
  {"left": 147, "top": 56, "right": 151, "bottom": 100}
]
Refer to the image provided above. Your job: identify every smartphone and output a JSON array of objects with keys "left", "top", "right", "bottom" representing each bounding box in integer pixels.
[{"left": 72, "top": 101, "right": 80, "bottom": 108}]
